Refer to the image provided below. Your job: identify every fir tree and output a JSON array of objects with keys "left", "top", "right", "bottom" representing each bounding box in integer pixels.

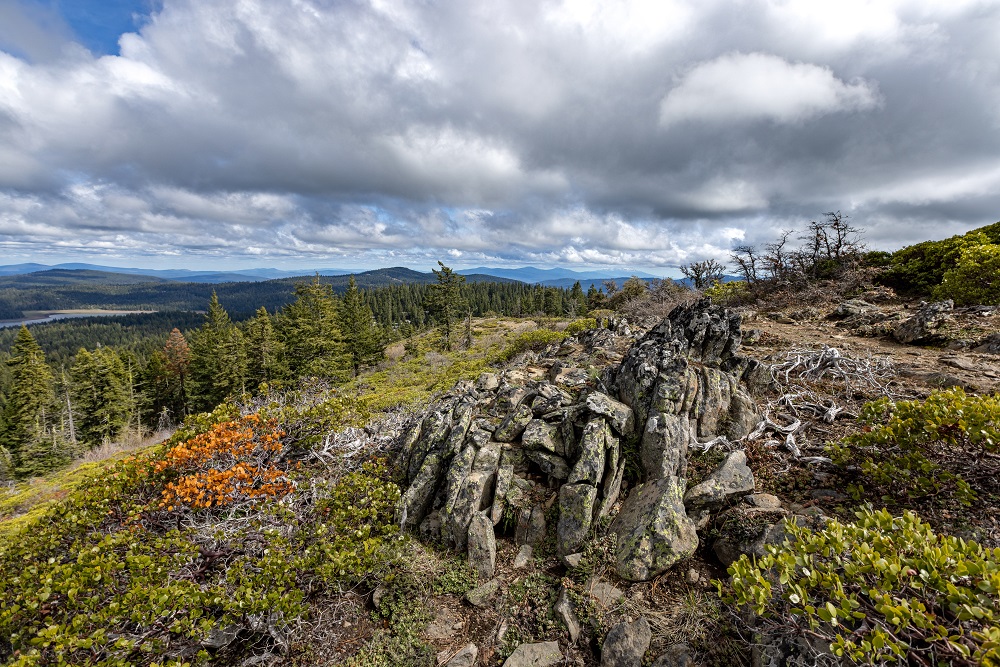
[
  {"left": 163, "top": 328, "right": 191, "bottom": 419},
  {"left": 245, "top": 307, "right": 283, "bottom": 388},
  {"left": 277, "top": 276, "right": 350, "bottom": 381},
  {"left": 341, "top": 276, "right": 384, "bottom": 376},
  {"left": 425, "top": 261, "right": 466, "bottom": 351},
  {"left": 0, "top": 327, "right": 58, "bottom": 476},
  {"left": 189, "top": 292, "right": 245, "bottom": 410},
  {"left": 70, "top": 347, "right": 133, "bottom": 447}
]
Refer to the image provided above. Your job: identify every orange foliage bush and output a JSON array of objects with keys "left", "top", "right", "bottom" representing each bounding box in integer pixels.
[{"left": 155, "top": 414, "right": 292, "bottom": 510}]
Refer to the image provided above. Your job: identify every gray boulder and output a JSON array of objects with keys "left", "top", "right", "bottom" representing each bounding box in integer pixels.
[
  {"left": 601, "top": 616, "right": 651, "bottom": 667},
  {"left": 557, "top": 483, "right": 598, "bottom": 555},
  {"left": 465, "top": 578, "right": 500, "bottom": 607},
  {"left": 684, "top": 450, "right": 755, "bottom": 511},
  {"left": 568, "top": 418, "right": 608, "bottom": 485},
  {"left": 525, "top": 449, "right": 570, "bottom": 479},
  {"left": 445, "top": 644, "right": 479, "bottom": 667},
  {"left": 502, "top": 641, "right": 562, "bottom": 667},
  {"left": 467, "top": 512, "right": 496, "bottom": 581},
  {"left": 554, "top": 587, "right": 582, "bottom": 643},
  {"left": 522, "top": 419, "right": 566, "bottom": 456},
  {"left": 495, "top": 404, "right": 534, "bottom": 442},
  {"left": 610, "top": 476, "right": 698, "bottom": 581},
  {"left": 893, "top": 300, "right": 954, "bottom": 344},
  {"left": 586, "top": 391, "right": 635, "bottom": 436}
]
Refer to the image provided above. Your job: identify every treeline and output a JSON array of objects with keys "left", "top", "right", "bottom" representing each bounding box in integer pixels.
[
  {"left": 0, "top": 267, "right": 517, "bottom": 320},
  {"left": 0, "top": 271, "right": 593, "bottom": 479}
]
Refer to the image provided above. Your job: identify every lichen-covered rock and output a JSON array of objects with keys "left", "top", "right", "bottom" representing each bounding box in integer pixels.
[
  {"left": 522, "top": 419, "right": 566, "bottom": 456},
  {"left": 400, "top": 452, "right": 445, "bottom": 530},
  {"left": 640, "top": 413, "right": 688, "bottom": 481},
  {"left": 490, "top": 464, "right": 514, "bottom": 524},
  {"left": 467, "top": 512, "right": 496, "bottom": 581},
  {"left": 465, "top": 578, "right": 500, "bottom": 607},
  {"left": 610, "top": 477, "right": 698, "bottom": 581},
  {"left": 406, "top": 407, "right": 452, "bottom": 483},
  {"left": 568, "top": 418, "right": 607, "bottom": 485},
  {"left": 554, "top": 587, "right": 582, "bottom": 643},
  {"left": 445, "top": 644, "right": 479, "bottom": 667},
  {"left": 557, "top": 483, "right": 598, "bottom": 555},
  {"left": 586, "top": 391, "right": 635, "bottom": 437},
  {"left": 495, "top": 404, "right": 534, "bottom": 442},
  {"left": 502, "top": 641, "right": 562, "bottom": 667},
  {"left": 712, "top": 507, "right": 799, "bottom": 567},
  {"left": 893, "top": 300, "right": 954, "bottom": 344},
  {"left": 601, "top": 616, "right": 651, "bottom": 667},
  {"left": 443, "top": 398, "right": 476, "bottom": 457},
  {"left": 525, "top": 449, "right": 570, "bottom": 479},
  {"left": 684, "top": 450, "right": 755, "bottom": 511}
]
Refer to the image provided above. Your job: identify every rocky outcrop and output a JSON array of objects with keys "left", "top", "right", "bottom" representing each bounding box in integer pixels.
[
  {"left": 893, "top": 300, "right": 954, "bottom": 344},
  {"left": 396, "top": 298, "right": 762, "bottom": 583}
]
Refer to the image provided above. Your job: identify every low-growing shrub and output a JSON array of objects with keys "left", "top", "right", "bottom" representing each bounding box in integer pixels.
[
  {"left": 703, "top": 280, "right": 750, "bottom": 306},
  {"left": 827, "top": 388, "right": 1000, "bottom": 505},
  {"left": 564, "top": 318, "right": 598, "bottom": 336},
  {"left": 499, "top": 329, "right": 567, "bottom": 361},
  {"left": 721, "top": 508, "right": 1000, "bottom": 666}
]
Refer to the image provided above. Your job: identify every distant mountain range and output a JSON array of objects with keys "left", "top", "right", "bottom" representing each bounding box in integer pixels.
[{"left": 0, "top": 263, "right": 672, "bottom": 288}]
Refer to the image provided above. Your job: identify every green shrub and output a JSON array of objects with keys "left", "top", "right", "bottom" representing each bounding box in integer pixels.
[
  {"left": 935, "top": 240, "right": 1000, "bottom": 305},
  {"left": 564, "top": 318, "right": 598, "bottom": 336},
  {"left": 703, "top": 280, "right": 750, "bottom": 306},
  {"left": 880, "top": 223, "right": 1000, "bottom": 296},
  {"left": 722, "top": 508, "right": 1000, "bottom": 666},
  {"left": 499, "top": 329, "right": 567, "bottom": 361},
  {"left": 827, "top": 388, "right": 1000, "bottom": 505}
]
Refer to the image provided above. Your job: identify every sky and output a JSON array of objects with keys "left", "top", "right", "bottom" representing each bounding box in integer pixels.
[{"left": 0, "top": 0, "right": 998, "bottom": 274}]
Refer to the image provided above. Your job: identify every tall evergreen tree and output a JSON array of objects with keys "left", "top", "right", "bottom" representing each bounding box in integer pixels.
[
  {"left": 0, "top": 326, "right": 58, "bottom": 476},
  {"left": 425, "top": 261, "right": 466, "bottom": 351},
  {"left": 163, "top": 328, "right": 191, "bottom": 419},
  {"left": 70, "top": 347, "right": 133, "bottom": 447},
  {"left": 277, "top": 276, "right": 349, "bottom": 381},
  {"left": 189, "top": 292, "right": 245, "bottom": 410},
  {"left": 245, "top": 307, "right": 283, "bottom": 388},
  {"left": 341, "top": 276, "right": 384, "bottom": 376}
]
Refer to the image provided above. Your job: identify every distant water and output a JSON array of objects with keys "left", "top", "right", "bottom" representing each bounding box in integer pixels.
[{"left": 0, "top": 311, "right": 150, "bottom": 329}]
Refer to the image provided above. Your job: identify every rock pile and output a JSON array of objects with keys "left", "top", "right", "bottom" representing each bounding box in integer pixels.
[{"left": 397, "top": 298, "right": 766, "bottom": 582}]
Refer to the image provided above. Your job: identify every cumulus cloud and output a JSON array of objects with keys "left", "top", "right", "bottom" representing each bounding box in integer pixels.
[
  {"left": 0, "top": 0, "right": 998, "bottom": 271},
  {"left": 659, "top": 53, "right": 881, "bottom": 127}
]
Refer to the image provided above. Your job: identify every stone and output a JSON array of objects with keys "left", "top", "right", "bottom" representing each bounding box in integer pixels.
[
  {"left": 526, "top": 506, "right": 547, "bottom": 546},
  {"left": 522, "top": 419, "right": 566, "bottom": 456},
  {"left": 554, "top": 587, "right": 582, "bottom": 643},
  {"left": 562, "top": 552, "right": 583, "bottom": 568},
  {"left": 685, "top": 568, "right": 700, "bottom": 584},
  {"left": 684, "top": 450, "right": 755, "bottom": 511},
  {"left": 640, "top": 413, "right": 689, "bottom": 481},
  {"left": 557, "top": 483, "right": 598, "bottom": 555},
  {"left": 407, "top": 408, "right": 452, "bottom": 482},
  {"left": 710, "top": 507, "right": 829, "bottom": 567},
  {"left": 610, "top": 476, "right": 698, "bottom": 581},
  {"left": 525, "top": 449, "right": 570, "bottom": 479},
  {"left": 490, "top": 464, "right": 515, "bottom": 524},
  {"left": 502, "top": 641, "right": 562, "bottom": 667},
  {"left": 477, "top": 372, "right": 500, "bottom": 391},
  {"left": 465, "top": 578, "right": 500, "bottom": 607},
  {"left": 445, "top": 644, "right": 479, "bottom": 667},
  {"left": 467, "top": 512, "right": 496, "bottom": 581},
  {"left": 425, "top": 605, "right": 462, "bottom": 641},
  {"left": 745, "top": 493, "right": 781, "bottom": 509},
  {"left": 443, "top": 399, "right": 476, "bottom": 457},
  {"left": 400, "top": 452, "right": 445, "bottom": 530},
  {"left": 893, "top": 300, "right": 954, "bottom": 344},
  {"left": 200, "top": 625, "right": 238, "bottom": 649},
  {"left": 598, "top": 458, "right": 626, "bottom": 519},
  {"left": 601, "top": 616, "right": 651, "bottom": 667},
  {"left": 585, "top": 391, "right": 635, "bottom": 436},
  {"left": 513, "top": 544, "right": 533, "bottom": 569},
  {"left": 568, "top": 418, "right": 607, "bottom": 485},
  {"left": 652, "top": 644, "right": 694, "bottom": 667},
  {"left": 830, "top": 299, "right": 875, "bottom": 319},
  {"left": 495, "top": 404, "right": 534, "bottom": 442},
  {"left": 585, "top": 577, "right": 624, "bottom": 609}
]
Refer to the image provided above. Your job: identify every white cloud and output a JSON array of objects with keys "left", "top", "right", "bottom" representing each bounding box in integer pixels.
[{"left": 659, "top": 52, "right": 881, "bottom": 127}]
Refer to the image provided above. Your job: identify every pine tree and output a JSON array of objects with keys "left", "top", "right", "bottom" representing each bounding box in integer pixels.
[
  {"left": 569, "top": 281, "right": 587, "bottom": 316},
  {"left": 70, "top": 347, "right": 133, "bottom": 447},
  {"left": 0, "top": 327, "right": 59, "bottom": 476},
  {"left": 163, "top": 328, "right": 191, "bottom": 419},
  {"left": 341, "top": 276, "right": 384, "bottom": 376},
  {"left": 425, "top": 261, "right": 466, "bottom": 351},
  {"left": 277, "top": 276, "right": 350, "bottom": 381},
  {"left": 245, "top": 307, "right": 283, "bottom": 388},
  {"left": 189, "top": 292, "right": 246, "bottom": 410}
]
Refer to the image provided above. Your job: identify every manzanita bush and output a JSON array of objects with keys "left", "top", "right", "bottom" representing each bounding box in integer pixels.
[
  {"left": 0, "top": 392, "right": 402, "bottom": 667},
  {"left": 722, "top": 508, "right": 1000, "bottom": 666}
]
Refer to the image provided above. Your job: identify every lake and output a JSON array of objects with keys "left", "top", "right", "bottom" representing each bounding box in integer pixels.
[{"left": 0, "top": 310, "right": 154, "bottom": 329}]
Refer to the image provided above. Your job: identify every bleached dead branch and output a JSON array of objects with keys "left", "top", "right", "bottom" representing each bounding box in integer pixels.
[{"left": 770, "top": 345, "right": 895, "bottom": 395}]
